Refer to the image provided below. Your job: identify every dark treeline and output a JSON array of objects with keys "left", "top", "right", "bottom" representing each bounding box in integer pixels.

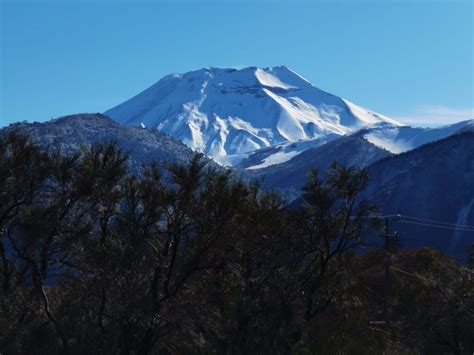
[{"left": 1, "top": 132, "right": 473, "bottom": 355}]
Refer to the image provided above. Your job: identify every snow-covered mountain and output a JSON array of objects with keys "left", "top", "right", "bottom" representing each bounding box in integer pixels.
[{"left": 105, "top": 66, "right": 401, "bottom": 165}]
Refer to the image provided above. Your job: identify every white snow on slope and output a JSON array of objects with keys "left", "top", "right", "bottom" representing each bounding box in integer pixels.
[
  {"left": 246, "top": 134, "right": 338, "bottom": 170},
  {"left": 254, "top": 68, "right": 297, "bottom": 90},
  {"left": 343, "top": 99, "right": 401, "bottom": 127},
  {"left": 364, "top": 120, "right": 473, "bottom": 154},
  {"left": 106, "top": 66, "right": 401, "bottom": 166}
]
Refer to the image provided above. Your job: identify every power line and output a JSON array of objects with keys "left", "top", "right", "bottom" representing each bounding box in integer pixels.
[
  {"left": 367, "top": 213, "right": 473, "bottom": 328},
  {"left": 361, "top": 213, "right": 474, "bottom": 232},
  {"left": 399, "top": 214, "right": 474, "bottom": 230},
  {"left": 398, "top": 219, "right": 474, "bottom": 232},
  {"left": 362, "top": 213, "right": 474, "bottom": 232}
]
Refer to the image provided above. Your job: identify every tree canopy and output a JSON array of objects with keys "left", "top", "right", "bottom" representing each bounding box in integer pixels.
[{"left": 1, "top": 132, "right": 473, "bottom": 354}]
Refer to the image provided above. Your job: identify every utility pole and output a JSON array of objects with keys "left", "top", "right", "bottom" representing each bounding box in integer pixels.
[{"left": 381, "top": 214, "right": 400, "bottom": 328}]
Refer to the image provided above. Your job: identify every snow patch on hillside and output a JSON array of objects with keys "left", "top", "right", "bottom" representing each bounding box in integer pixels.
[
  {"left": 363, "top": 120, "right": 473, "bottom": 154},
  {"left": 245, "top": 134, "right": 338, "bottom": 170}
]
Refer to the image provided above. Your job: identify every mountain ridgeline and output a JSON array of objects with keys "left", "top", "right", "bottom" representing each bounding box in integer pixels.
[{"left": 3, "top": 113, "right": 215, "bottom": 172}]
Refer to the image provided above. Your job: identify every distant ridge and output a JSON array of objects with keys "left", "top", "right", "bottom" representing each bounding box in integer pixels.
[{"left": 2, "top": 113, "right": 204, "bottom": 171}]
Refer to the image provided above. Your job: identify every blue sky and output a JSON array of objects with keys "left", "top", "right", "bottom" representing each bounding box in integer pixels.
[{"left": 1, "top": 0, "right": 473, "bottom": 127}]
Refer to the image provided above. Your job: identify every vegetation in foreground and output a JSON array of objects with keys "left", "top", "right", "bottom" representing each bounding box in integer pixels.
[{"left": 1, "top": 132, "right": 473, "bottom": 354}]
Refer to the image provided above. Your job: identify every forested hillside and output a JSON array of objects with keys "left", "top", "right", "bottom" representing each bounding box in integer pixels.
[{"left": 365, "top": 131, "right": 474, "bottom": 258}]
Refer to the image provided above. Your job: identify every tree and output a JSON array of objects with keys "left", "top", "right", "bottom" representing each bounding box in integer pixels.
[{"left": 294, "top": 163, "right": 378, "bottom": 322}]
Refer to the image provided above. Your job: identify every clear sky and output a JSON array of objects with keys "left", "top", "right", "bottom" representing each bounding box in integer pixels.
[{"left": 1, "top": 0, "right": 473, "bottom": 127}]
